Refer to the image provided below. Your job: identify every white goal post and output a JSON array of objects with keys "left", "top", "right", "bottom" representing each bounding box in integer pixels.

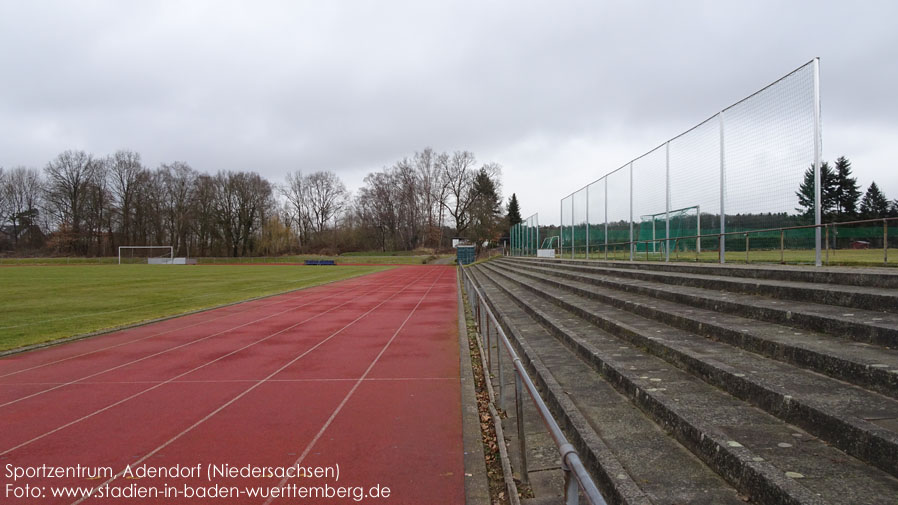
[
  {"left": 118, "top": 246, "right": 174, "bottom": 265},
  {"left": 639, "top": 205, "right": 701, "bottom": 254}
]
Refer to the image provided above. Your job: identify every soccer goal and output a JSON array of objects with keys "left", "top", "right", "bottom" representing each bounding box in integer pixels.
[
  {"left": 118, "top": 246, "right": 174, "bottom": 265},
  {"left": 638, "top": 205, "right": 701, "bottom": 255}
]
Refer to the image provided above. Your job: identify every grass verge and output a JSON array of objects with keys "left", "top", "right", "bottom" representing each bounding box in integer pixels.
[{"left": 0, "top": 264, "right": 387, "bottom": 351}]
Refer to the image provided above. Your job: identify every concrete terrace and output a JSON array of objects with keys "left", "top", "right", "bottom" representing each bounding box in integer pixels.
[{"left": 469, "top": 257, "right": 898, "bottom": 505}]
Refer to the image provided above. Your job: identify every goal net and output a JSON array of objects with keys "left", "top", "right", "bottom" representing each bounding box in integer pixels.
[
  {"left": 637, "top": 205, "right": 701, "bottom": 254},
  {"left": 118, "top": 246, "right": 175, "bottom": 265}
]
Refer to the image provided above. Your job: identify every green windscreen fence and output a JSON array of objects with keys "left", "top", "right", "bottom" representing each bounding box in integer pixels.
[{"left": 511, "top": 214, "right": 540, "bottom": 256}]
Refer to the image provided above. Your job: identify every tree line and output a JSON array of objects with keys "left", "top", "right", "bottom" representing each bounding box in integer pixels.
[
  {"left": 796, "top": 156, "right": 898, "bottom": 221},
  {"left": 0, "top": 148, "right": 509, "bottom": 257}
]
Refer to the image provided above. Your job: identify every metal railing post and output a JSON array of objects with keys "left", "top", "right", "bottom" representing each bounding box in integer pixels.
[
  {"left": 475, "top": 300, "right": 481, "bottom": 334},
  {"left": 885, "top": 219, "right": 889, "bottom": 265},
  {"left": 825, "top": 225, "right": 830, "bottom": 265},
  {"left": 460, "top": 267, "right": 608, "bottom": 505},
  {"left": 515, "top": 368, "right": 529, "bottom": 486},
  {"left": 497, "top": 334, "right": 505, "bottom": 410},
  {"left": 564, "top": 462, "right": 580, "bottom": 505},
  {"left": 781, "top": 230, "right": 785, "bottom": 264},
  {"left": 485, "top": 314, "right": 491, "bottom": 372},
  {"left": 745, "top": 233, "right": 749, "bottom": 264}
]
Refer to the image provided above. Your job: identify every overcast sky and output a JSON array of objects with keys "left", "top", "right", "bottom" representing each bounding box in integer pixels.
[{"left": 1, "top": 1, "right": 896, "bottom": 224}]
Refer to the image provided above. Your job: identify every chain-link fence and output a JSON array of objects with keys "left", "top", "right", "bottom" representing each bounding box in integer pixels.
[{"left": 559, "top": 59, "right": 823, "bottom": 264}]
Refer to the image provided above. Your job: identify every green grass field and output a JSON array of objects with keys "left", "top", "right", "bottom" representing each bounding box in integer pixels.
[
  {"left": 0, "top": 264, "right": 388, "bottom": 352},
  {"left": 565, "top": 248, "right": 896, "bottom": 266},
  {"left": 197, "top": 254, "right": 443, "bottom": 265},
  {"left": 0, "top": 254, "right": 447, "bottom": 266}
]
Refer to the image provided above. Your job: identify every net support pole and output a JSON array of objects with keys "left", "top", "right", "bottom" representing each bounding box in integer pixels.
[
  {"left": 536, "top": 214, "right": 539, "bottom": 258},
  {"left": 570, "top": 198, "right": 574, "bottom": 259},
  {"left": 719, "top": 111, "right": 726, "bottom": 264},
  {"left": 604, "top": 177, "right": 608, "bottom": 260},
  {"left": 813, "top": 57, "right": 822, "bottom": 267},
  {"left": 665, "top": 142, "right": 671, "bottom": 262},
  {"left": 585, "top": 187, "right": 590, "bottom": 259},
  {"left": 696, "top": 205, "right": 702, "bottom": 254},
  {"left": 629, "top": 162, "right": 634, "bottom": 261},
  {"left": 560, "top": 199, "right": 563, "bottom": 258}
]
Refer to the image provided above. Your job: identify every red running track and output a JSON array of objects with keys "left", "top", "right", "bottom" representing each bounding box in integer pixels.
[{"left": 0, "top": 266, "right": 463, "bottom": 505}]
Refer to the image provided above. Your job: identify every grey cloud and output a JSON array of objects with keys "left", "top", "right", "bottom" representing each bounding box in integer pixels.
[{"left": 1, "top": 0, "right": 896, "bottom": 222}]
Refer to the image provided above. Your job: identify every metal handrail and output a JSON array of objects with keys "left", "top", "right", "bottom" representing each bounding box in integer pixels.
[
  {"left": 460, "top": 266, "right": 607, "bottom": 505},
  {"left": 559, "top": 216, "right": 896, "bottom": 264}
]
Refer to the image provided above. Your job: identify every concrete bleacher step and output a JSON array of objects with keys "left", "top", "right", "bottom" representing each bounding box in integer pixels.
[
  {"left": 483, "top": 261, "right": 898, "bottom": 480},
  {"left": 510, "top": 258, "right": 898, "bottom": 313},
  {"left": 496, "top": 259, "right": 898, "bottom": 399},
  {"left": 531, "top": 258, "right": 898, "bottom": 289},
  {"left": 497, "top": 259, "right": 898, "bottom": 348},
  {"left": 471, "top": 262, "right": 898, "bottom": 504},
  {"left": 468, "top": 269, "right": 747, "bottom": 505}
]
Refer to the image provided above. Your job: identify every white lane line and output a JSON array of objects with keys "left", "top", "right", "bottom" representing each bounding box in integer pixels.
[
  {"left": 0, "top": 272, "right": 425, "bottom": 456},
  {"left": 0, "top": 275, "right": 388, "bottom": 408},
  {"left": 262, "top": 268, "right": 447, "bottom": 505},
  {"left": 0, "top": 270, "right": 382, "bottom": 379},
  {"left": 66, "top": 269, "right": 429, "bottom": 505}
]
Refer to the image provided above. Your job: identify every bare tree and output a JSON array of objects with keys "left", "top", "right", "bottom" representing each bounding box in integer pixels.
[
  {"left": 440, "top": 150, "right": 477, "bottom": 237},
  {"left": 305, "top": 171, "right": 348, "bottom": 234},
  {"left": 191, "top": 174, "right": 218, "bottom": 256},
  {"left": 393, "top": 158, "right": 421, "bottom": 249},
  {"left": 214, "top": 171, "right": 272, "bottom": 256},
  {"left": 7, "top": 167, "right": 47, "bottom": 249},
  {"left": 83, "top": 157, "right": 112, "bottom": 255},
  {"left": 131, "top": 169, "right": 164, "bottom": 246},
  {"left": 0, "top": 167, "right": 7, "bottom": 239},
  {"left": 159, "top": 162, "right": 197, "bottom": 256},
  {"left": 356, "top": 171, "right": 399, "bottom": 251},
  {"left": 43, "top": 150, "right": 100, "bottom": 253},
  {"left": 414, "top": 148, "right": 447, "bottom": 248},
  {"left": 282, "top": 171, "right": 312, "bottom": 249},
  {"left": 108, "top": 149, "right": 144, "bottom": 246}
]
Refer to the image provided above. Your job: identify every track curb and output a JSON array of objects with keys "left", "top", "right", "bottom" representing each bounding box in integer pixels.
[{"left": 458, "top": 270, "right": 491, "bottom": 505}]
